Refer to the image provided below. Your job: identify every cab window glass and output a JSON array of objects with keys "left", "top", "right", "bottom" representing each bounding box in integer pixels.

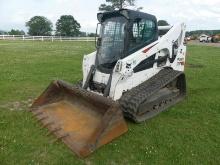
[{"left": 130, "top": 19, "right": 156, "bottom": 50}]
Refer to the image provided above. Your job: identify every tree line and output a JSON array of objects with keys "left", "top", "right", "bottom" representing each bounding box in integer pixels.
[
  {"left": 26, "top": 15, "right": 81, "bottom": 36},
  {"left": 0, "top": 0, "right": 140, "bottom": 36},
  {"left": 186, "top": 30, "right": 220, "bottom": 38},
  {"left": 0, "top": 18, "right": 170, "bottom": 36},
  {"left": 0, "top": 0, "right": 189, "bottom": 37},
  {"left": 0, "top": 15, "right": 83, "bottom": 37},
  {"left": 1, "top": 0, "right": 219, "bottom": 37}
]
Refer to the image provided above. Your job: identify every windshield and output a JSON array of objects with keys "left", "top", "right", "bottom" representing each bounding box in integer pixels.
[{"left": 97, "top": 17, "right": 127, "bottom": 69}]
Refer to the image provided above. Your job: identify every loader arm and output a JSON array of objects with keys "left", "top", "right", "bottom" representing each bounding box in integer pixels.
[
  {"left": 116, "top": 23, "right": 186, "bottom": 76},
  {"left": 109, "top": 23, "right": 186, "bottom": 100}
]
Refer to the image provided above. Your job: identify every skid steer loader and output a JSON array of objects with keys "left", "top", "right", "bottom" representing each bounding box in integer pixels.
[{"left": 31, "top": 9, "right": 186, "bottom": 157}]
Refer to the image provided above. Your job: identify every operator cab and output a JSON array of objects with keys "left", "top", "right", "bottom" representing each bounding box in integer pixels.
[{"left": 96, "top": 9, "right": 158, "bottom": 73}]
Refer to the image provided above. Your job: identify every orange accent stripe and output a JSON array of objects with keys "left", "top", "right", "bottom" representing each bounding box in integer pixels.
[{"left": 142, "top": 43, "right": 158, "bottom": 53}]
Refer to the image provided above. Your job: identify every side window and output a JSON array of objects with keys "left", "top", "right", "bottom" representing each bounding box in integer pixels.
[{"left": 130, "top": 19, "right": 156, "bottom": 50}]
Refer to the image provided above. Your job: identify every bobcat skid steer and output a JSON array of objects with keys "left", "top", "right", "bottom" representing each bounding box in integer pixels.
[{"left": 31, "top": 9, "right": 186, "bottom": 158}]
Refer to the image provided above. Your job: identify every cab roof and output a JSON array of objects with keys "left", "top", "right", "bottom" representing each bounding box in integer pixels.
[{"left": 97, "top": 9, "right": 157, "bottom": 23}]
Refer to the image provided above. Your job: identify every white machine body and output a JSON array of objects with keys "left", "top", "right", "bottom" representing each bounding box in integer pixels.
[{"left": 83, "top": 23, "right": 186, "bottom": 100}]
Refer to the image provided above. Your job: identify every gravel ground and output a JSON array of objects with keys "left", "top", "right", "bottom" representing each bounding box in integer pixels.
[{"left": 188, "top": 40, "right": 220, "bottom": 47}]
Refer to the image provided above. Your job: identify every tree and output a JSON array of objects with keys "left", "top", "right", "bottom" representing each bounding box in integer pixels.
[
  {"left": 0, "top": 30, "right": 8, "bottom": 35},
  {"left": 158, "top": 20, "right": 169, "bottom": 26},
  {"left": 26, "top": 16, "right": 53, "bottom": 36},
  {"left": 99, "top": 0, "right": 136, "bottom": 11},
  {"left": 186, "top": 30, "right": 220, "bottom": 37},
  {"left": 79, "top": 31, "right": 87, "bottom": 37},
  {"left": 88, "top": 33, "right": 98, "bottom": 37},
  {"left": 55, "top": 15, "right": 81, "bottom": 37},
  {"left": 8, "top": 29, "right": 25, "bottom": 35}
]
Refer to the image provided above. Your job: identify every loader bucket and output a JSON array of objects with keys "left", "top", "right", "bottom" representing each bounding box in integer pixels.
[{"left": 30, "top": 80, "right": 128, "bottom": 158}]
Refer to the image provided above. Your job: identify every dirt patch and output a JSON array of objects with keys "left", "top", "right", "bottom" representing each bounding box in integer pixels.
[
  {"left": 0, "top": 98, "right": 34, "bottom": 111},
  {"left": 188, "top": 41, "right": 220, "bottom": 48},
  {"left": 186, "top": 63, "right": 205, "bottom": 68}
]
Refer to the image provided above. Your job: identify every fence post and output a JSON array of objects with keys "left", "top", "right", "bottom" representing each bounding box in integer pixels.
[
  {"left": 42, "top": 36, "right": 44, "bottom": 41},
  {"left": 23, "top": 35, "right": 25, "bottom": 41},
  {"left": 52, "top": 36, "right": 54, "bottom": 42},
  {"left": 33, "top": 36, "right": 34, "bottom": 41},
  {"left": 3, "top": 35, "right": 5, "bottom": 40}
]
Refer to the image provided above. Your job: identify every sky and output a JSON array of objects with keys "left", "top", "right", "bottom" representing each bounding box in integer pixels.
[{"left": 0, "top": 0, "right": 220, "bottom": 33}]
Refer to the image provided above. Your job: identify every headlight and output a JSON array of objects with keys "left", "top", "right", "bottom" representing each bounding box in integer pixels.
[{"left": 115, "top": 61, "right": 122, "bottom": 72}]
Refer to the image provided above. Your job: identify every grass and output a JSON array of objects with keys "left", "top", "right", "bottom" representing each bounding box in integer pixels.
[{"left": 0, "top": 40, "right": 220, "bottom": 164}]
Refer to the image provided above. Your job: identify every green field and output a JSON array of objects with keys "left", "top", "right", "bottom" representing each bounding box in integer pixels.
[{"left": 0, "top": 40, "right": 220, "bottom": 164}]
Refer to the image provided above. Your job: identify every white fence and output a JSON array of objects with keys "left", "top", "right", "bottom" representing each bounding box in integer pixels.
[{"left": 0, "top": 35, "right": 95, "bottom": 42}]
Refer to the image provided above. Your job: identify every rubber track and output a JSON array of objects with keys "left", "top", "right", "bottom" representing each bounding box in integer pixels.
[{"left": 119, "top": 68, "right": 186, "bottom": 122}]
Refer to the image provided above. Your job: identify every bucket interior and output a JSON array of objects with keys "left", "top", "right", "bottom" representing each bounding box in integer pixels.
[
  {"left": 31, "top": 81, "right": 128, "bottom": 157},
  {"left": 37, "top": 96, "right": 106, "bottom": 147}
]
